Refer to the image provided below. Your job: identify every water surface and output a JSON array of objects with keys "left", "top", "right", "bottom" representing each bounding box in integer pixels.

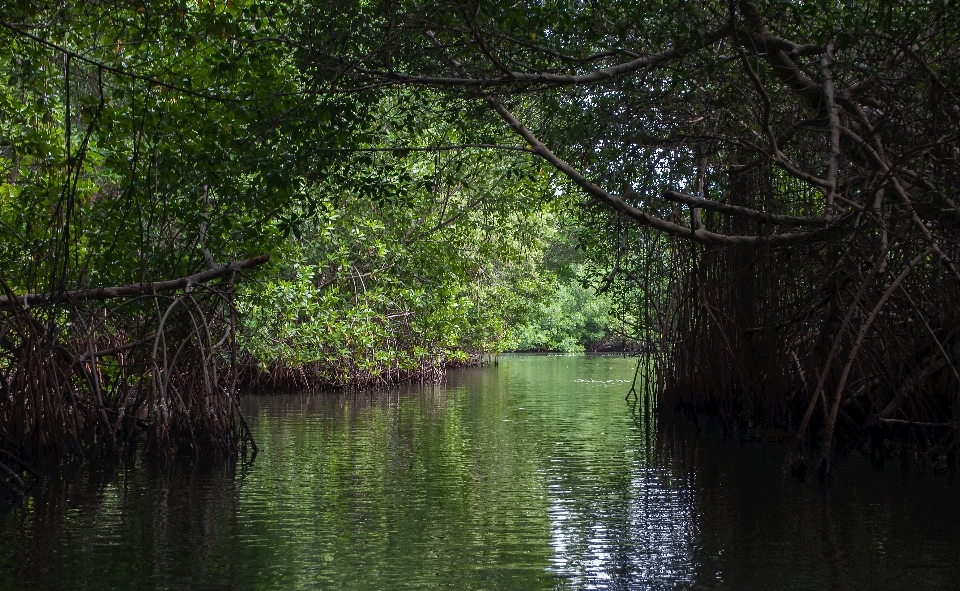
[{"left": 2, "top": 354, "right": 959, "bottom": 590}]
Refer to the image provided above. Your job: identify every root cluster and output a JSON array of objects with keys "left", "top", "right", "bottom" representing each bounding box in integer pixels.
[{"left": 0, "top": 258, "right": 264, "bottom": 500}]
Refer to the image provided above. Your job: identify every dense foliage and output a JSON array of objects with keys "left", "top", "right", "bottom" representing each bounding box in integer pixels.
[
  {"left": 298, "top": 0, "right": 960, "bottom": 471},
  {"left": 2, "top": 0, "right": 958, "bottom": 480},
  {"left": 0, "top": 0, "right": 625, "bottom": 480},
  {"left": 235, "top": 117, "right": 569, "bottom": 386}
]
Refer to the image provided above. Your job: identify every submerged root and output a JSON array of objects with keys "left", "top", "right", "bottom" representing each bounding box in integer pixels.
[
  {"left": 636, "top": 163, "right": 960, "bottom": 468},
  {"left": 0, "top": 258, "right": 266, "bottom": 493}
]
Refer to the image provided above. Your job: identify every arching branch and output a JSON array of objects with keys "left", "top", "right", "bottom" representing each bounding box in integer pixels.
[{"left": 0, "top": 255, "right": 269, "bottom": 309}]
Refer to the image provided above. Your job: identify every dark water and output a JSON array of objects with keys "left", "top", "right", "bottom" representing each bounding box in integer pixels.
[{"left": 2, "top": 354, "right": 960, "bottom": 590}]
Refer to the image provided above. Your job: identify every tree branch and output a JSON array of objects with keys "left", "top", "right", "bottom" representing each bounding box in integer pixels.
[
  {"left": 663, "top": 190, "right": 836, "bottom": 228},
  {"left": 356, "top": 26, "right": 730, "bottom": 88},
  {"left": 0, "top": 255, "right": 270, "bottom": 309}
]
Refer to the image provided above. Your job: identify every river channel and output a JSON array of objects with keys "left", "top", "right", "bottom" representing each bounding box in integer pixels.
[{"left": 2, "top": 354, "right": 960, "bottom": 590}]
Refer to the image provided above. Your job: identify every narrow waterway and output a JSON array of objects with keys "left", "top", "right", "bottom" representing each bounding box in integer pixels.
[{"left": 2, "top": 354, "right": 960, "bottom": 590}]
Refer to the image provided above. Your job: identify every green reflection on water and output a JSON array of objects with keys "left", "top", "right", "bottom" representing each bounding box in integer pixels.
[
  {"left": 6, "top": 354, "right": 960, "bottom": 591},
  {"left": 0, "top": 354, "right": 648, "bottom": 591},
  {"left": 234, "top": 353, "right": 645, "bottom": 590}
]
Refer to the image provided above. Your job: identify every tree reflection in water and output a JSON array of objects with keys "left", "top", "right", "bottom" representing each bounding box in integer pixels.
[{"left": 2, "top": 355, "right": 959, "bottom": 590}]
